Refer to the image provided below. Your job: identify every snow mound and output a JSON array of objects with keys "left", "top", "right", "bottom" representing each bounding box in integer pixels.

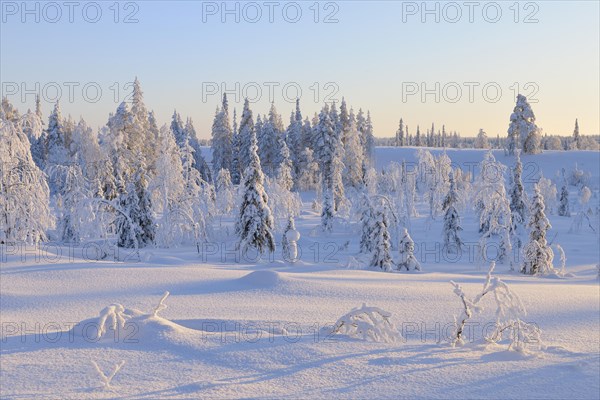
[
  {"left": 237, "top": 270, "right": 283, "bottom": 287},
  {"left": 70, "top": 292, "right": 199, "bottom": 346}
]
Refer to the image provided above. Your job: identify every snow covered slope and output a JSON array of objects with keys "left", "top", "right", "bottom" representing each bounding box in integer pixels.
[{"left": 1, "top": 147, "right": 599, "bottom": 399}]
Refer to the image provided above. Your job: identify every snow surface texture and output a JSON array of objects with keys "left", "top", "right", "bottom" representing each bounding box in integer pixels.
[{"left": 1, "top": 147, "right": 599, "bottom": 399}]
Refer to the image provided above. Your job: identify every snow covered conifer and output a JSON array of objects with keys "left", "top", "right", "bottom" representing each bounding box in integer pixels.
[
  {"left": 397, "top": 228, "right": 421, "bottom": 271},
  {"left": 170, "top": 110, "right": 186, "bottom": 148},
  {"left": 215, "top": 168, "right": 235, "bottom": 214},
  {"left": 474, "top": 129, "right": 490, "bottom": 149},
  {"left": 211, "top": 94, "right": 233, "bottom": 177},
  {"left": 522, "top": 184, "right": 554, "bottom": 274},
  {"left": 507, "top": 94, "right": 541, "bottom": 155},
  {"left": 236, "top": 127, "right": 275, "bottom": 255},
  {"left": 321, "top": 188, "right": 335, "bottom": 232},
  {"left": 184, "top": 117, "right": 211, "bottom": 182},
  {"left": 442, "top": 171, "right": 463, "bottom": 253},
  {"left": 396, "top": 118, "right": 405, "bottom": 146},
  {"left": 359, "top": 194, "right": 374, "bottom": 253},
  {"left": 276, "top": 138, "right": 294, "bottom": 191},
  {"left": 509, "top": 151, "right": 527, "bottom": 227},
  {"left": 571, "top": 119, "right": 580, "bottom": 150},
  {"left": 343, "top": 110, "right": 365, "bottom": 188},
  {"left": 415, "top": 125, "right": 422, "bottom": 147},
  {"left": 558, "top": 184, "right": 570, "bottom": 217},
  {"left": 238, "top": 99, "right": 255, "bottom": 175},
  {"left": 363, "top": 111, "right": 375, "bottom": 166},
  {"left": 370, "top": 207, "right": 393, "bottom": 272},
  {"left": 46, "top": 101, "right": 69, "bottom": 167}
]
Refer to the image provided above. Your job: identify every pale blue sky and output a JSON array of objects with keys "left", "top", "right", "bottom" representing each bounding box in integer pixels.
[{"left": 1, "top": 1, "right": 598, "bottom": 139}]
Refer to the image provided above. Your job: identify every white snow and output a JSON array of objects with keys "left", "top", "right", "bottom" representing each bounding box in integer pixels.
[{"left": 1, "top": 147, "right": 599, "bottom": 399}]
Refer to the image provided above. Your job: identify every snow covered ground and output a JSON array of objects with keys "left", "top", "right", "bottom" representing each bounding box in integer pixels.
[{"left": 1, "top": 147, "right": 599, "bottom": 399}]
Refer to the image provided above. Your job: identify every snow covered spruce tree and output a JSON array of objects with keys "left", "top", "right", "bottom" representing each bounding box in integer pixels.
[
  {"left": 343, "top": 109, "right": 365, "bottom": 188},
  {"left": 474, "top": 128, "right": 490, "bottom": 149},
  {"left": 45, "top": 101, "right": 69, "bottom": 171},
  {"left": 321, "top": 188, "right": 335, "bottom": 232},
  {"left": 370, "top": 204, "right": 393, "bottom": 272},
  {"left": 359, "top": 193, "right": 374, "bottom": 254},
  {"left": 571, "top": 118, "right": 581, "bottom": 150},
  {"left": 522, "top": 184, "right": 554, "bottom": 275},
  {"left": 442, "top": 171, "right": 463, "bottom": 253},
  {"left": 558, "top": 184, "right": 570, "bottom": 217},
  {"left": 396, "top": 118, "right": 405, "bottom": 146},
  {"left": 397, "top": 228, "right": 421, "bottom": 271},
  {"left": 238, "top": 99, "right": 255, "bottom": 178},
  {"left": 184, "top": 117, "right": 211, "bottom": 182},
  {"left": 507, "top": 94, "right": 541, "bottom": 155},
  {"left": 236, "top": 127, "right": 275, "bottom": 255},
  {"left": 508, "top": 151, "right": 528, "bottom": 254},
  {"left": 0, "top": 116, "right": 51, "bottom": 243},
  {"left": 215, "top": 168, "right": 235, "bottom": 214},
  {"left": 211, "top": 94, "right": 233, "bottom": 177}
]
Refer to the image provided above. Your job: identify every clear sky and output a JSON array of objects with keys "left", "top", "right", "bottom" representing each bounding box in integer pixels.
[{"left": 1, "top": 1, "right": 598, "bottom": 139}]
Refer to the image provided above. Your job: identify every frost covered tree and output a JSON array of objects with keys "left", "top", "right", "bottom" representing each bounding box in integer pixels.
[
  {"left": 370, "top": 206, "right": 393, "bottom": 272},
  {"left": 363, "top": 111, "right": 375, "bottom": 166},
  {"left": 571, "top": 118, "right": 581, "bottom": 150},
  {"left": 117, "top": 161, "right": 155, "bottom": 249},
  {"left": 358, "top": 193, "right": 375, "bottom": 254},
  {"left": 258, "top": 117, "right": 279, "bottom": 177},
  {"left": 0, "top": 118, "right": 51, "bottom": 243},
  {"left": 474, "top": 151, "right": 507, "bottom": 234},
  {"left": 170, "top": 110, "right": 186, "bottom": 148},
  {"left": 238, "top": 99, "right": 255, "bottom": 176},
  {"left": 282, "top": 216, "right": 300, "bottom": 262},
  {"left": 474, "top": 129, "right": 490, "bottom": 149},
  {"left": 343, "top": 109, "right": 365, "bottom": 188},
  {"left": 183, "top": 117, "right": 211, "bottom": 182},
  {"left": 397, "top": 228, "right": 421, "bottom": 271},
  {"left": 442, "top": 172, "right": 463, "bottom": 253},
  {"left": 558, "top": 184, "right": 570, "bottom": 217},
  {"left": 276, "top": 138, "right": 294, "bottom": 191},
  {"left": 215, "top": 168, "right": 235, "bottom": 214},
  {"left": 509, "top": 151, "right": 527, "bottom": 227},
  {"left": 415, "top": 125, "right": 422, "bottom": 147},
  {"left": 55, "top": 165, "right": 90, "bottom": 243},
  {"left": 236, "top": 127, "right": 275, "bottom": 255},
  {"left": 507, "top": 94, "right": 541, "bottom": 155},
  {"left": 150, "top": 125, "right": 188, "bottom": 247},
  {"left": 211, "top": 94, "right": 233, "bottom": 177},
  {"left": 45, "top": 101, "right": 69, "bottom": 168},
  {"left": 321, "top": 188, "right": 335, "bottom": 232},
  {"left": 396, "top": 118, "right": 405, "bottom": 146},
  {"left": 522, "top": 184, "right": 554, "bottom": 275},
  {"left": 314, "top": 104, "right": 345, "bottom": 211}
]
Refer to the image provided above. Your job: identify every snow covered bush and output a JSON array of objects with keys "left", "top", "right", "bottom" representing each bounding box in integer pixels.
[
  {"left": 330, "top": 303, "right": 400, "bottom": 343},
  {"left": 450, "top": 262, "right": 543, "bottom": 353}
]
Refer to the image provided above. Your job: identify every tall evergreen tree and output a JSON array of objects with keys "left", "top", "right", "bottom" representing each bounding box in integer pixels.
[
  {"left": 396, "top": 118, "right": 405, "bottom": 146},
  {"left": 236, "top": 126, "right": 275, "bottom": 255},
  {"left": 238, "top": 99, "right": 255, "bottom": 175},
  {"left": 370, "top": 206, "right": 393, "bottom": 271},
  {"left": 211, "top": 94, "right": 233, "bottom": 177},
  {"left": 507, "top": 94, "right": 541, "bottom": 155},
  {"left": 572, "top": 118, "right": 581, "bottom": 150},
  {"left": 442, "top": 171, "right": 463, "bottom": 253},
  {"left": 522, "top": 184, "right": 554, "bottom": 274}
]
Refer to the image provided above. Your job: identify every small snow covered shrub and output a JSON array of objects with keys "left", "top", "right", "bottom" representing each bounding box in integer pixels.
[
  {"left": 330, "top": 303, "right": 400, "bottom": 343},
  {"left": 450, "top": 262, "right": 543, "bottom": 353},
  {"left": 91, "top": 360, "right": 125, "bottom": 389}
]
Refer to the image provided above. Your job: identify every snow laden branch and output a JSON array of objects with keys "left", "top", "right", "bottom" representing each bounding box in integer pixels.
[
  {"left": 450, "top": 262, "right": 543, "bottom": 353},
  {"left": 91, "top": 360, "right": 125, "bottom": 389},
  {"left": 330, "top": 303, "right": 401, "bottom": 343},
  {"left": 152, "top": 291, "right": 170, "bottom": 317}
]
